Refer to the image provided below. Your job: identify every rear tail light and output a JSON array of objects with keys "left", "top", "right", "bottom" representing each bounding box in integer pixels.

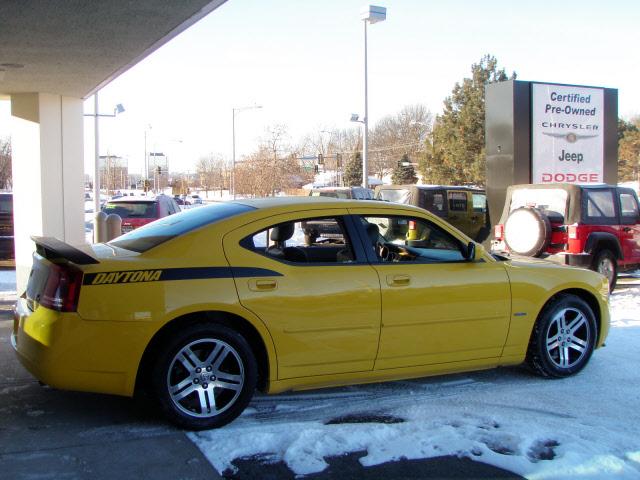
[
  {"left": 40, "top": 264, "right": 83, "bottom": 312},
  {"left": 494, "top": 224, "right": 504, "bottom": 240},
  {"left": 568, "top": 225, "right": 577, "bottom": 239}
]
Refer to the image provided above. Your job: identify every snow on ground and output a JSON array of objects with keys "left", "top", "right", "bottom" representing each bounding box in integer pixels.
[{"left": 190, "top": 276, "right": 640, "bottom": 479}]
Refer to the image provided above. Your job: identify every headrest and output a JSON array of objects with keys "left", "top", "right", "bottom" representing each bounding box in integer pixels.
[
  {"left": 365, "top": 223, "right": 380, "bottom": 244},
  {"left": 270, "top": 223, "right": 295, "bottom": 242}
]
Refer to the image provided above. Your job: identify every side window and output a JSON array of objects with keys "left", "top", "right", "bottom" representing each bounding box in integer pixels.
[
  {"left": 243, "top": 217, "right": 355, "bottom": 264},
  {"left": 619, "top": 193, "right": 639, "bottom": 222},
  {"left": 586, "top": 190, "right": 616, "bottom": 220},
  {"left": 448, "top": 191, "right": 468, "bottom": 212},
  {"left": 418, "top": 190, "right": 446, "bottom": 216},
  {"left": 472, "top": 193, "right": 487, "bottom": 213},
  {"left": 361, "top": 215, "right": 465, "bottom": 263}
]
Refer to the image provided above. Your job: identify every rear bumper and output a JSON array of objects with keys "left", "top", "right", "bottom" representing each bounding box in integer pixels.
[{"left": 12, "top": 298, "right": 133, "bottom": 396}]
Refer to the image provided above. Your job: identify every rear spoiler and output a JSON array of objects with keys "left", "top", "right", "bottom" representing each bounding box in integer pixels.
[{"left": 32, "top": 236, "right": 100, "bottom": 265}]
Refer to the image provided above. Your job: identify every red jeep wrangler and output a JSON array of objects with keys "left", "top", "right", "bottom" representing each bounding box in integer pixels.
[{"left": 493, "top": 183, "right": 640, "bottom": 291}]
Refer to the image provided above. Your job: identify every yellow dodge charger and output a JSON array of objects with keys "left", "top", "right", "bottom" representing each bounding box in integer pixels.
[{"left": 12, "top": 198, "right": 610, "bottom": 429}]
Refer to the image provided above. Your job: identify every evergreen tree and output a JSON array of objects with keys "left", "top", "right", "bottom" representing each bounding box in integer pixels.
[
  {"left": 343, "top": 152, "right": 363, "bottom": 187},
  {"left": 419, "top": 54, "right": 515, "bottom": 186},
  {"left": 391, "top": 154, "right": 418, "bottom": 184}
]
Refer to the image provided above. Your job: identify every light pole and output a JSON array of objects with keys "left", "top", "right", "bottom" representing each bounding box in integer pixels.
[
  {"left": 84, "top": 93, "right": 125, "bottom": 213},
  {"left": 232, "top": 104, "right": 262, "bottom": 199},
  {"left": 360, "top": 5, "right": 386, "bottom": 189}
]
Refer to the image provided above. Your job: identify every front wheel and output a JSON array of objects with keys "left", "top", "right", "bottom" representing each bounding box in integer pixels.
[
  {"left": 526, "top": 294, "right": 597, "bottom": 378},
  {"left": 591, "top": 249, "right": 617, "bottom": 292},
  {"left": 152, "top": 323, "right": 257, "bottom": 430}
]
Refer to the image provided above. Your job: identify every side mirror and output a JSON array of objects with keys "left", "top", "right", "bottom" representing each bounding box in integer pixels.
[{"left": 462, "top": 241, "right": 485, "bottom": 261}]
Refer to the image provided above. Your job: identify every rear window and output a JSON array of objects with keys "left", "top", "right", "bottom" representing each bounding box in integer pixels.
[
  {"left": 377, "top": 189, "right": 410, "bottom": 203},
  {"left": 109, "top": 202, "right": 254, "bottom": 252},
  {"left": 103, "top": 201, "right": 157, "bottom": 219},
  {"left": 510, "top": 188, "right": 568, "bottom": 220}
]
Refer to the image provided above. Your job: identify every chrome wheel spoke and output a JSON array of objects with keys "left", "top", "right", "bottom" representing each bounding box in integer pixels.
[
  {"left": 170, "top": 377, "right": 193, "bottom": 395},
  {"left": 216, "top": 371, "right": 242, "bottom": 384},
  {"left": 215, "top": 379, "right": 242, "bottom": 392},
  {"left": 558, "top": 345, "right": 570, "bottom": 368},
  {"left": 566, "top": 314, "right": 586, "bottom": 333},
  {"left": 212, "top": 346, "right": 231, "bottom": 371},
  {"left": 203, "top": 343, "right": 224, "bottom": 367},
  {"left": 196, "top": 389, "right": 209, "bottom": 413},
  {"left": 180, "top": 347, "right": 201, "bottom": 369},
  {"left": 569, "top": 336, "right": 587, "bottom": 350},
  {"left": 547, "top": 338, "right": 560, "bottom": 350},
  {"left": 172, "top": 383, "right": 197, "bottom": 401}
]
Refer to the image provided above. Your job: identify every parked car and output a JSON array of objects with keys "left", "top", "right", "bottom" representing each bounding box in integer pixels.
[
  {"left": 0, "top": 193, "right": 14, "bottom": 259},
  {"left": 102, "top": 194, "right": 180, "bottom": 233},
  {"left": 309, "top": 186, "right": 374, "bottom": 200},
  {"left": 173, "top": 195, "right": 191, "bottom": 206},
  {"left": 375, "top": 185, "right": 490, "bottom": 242},
  {"left": 14, "top": 197, "right": 609, "bottom": 429},
  {"left": 492, "top": 183, "right": 640, "bottom": 291}
]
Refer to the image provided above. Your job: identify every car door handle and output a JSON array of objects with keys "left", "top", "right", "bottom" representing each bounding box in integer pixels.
[
  {"left": 248, "top": 279, "right": 277, "bottom": 291},
  {"left": 623, "top": 227, "right": 632, "bottom": 233},
  {"left": 386, "top": 274, "right": 410, "bottom": 287}
]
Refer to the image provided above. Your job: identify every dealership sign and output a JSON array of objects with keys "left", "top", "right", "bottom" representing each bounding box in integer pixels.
[{"left": 531, "top": 83, "right": 604, "bottom": 184}]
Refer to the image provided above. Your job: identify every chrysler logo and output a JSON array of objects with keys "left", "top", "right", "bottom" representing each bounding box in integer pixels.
[{"left": 542, "top": 132, "right": 598, "bottom": 143}]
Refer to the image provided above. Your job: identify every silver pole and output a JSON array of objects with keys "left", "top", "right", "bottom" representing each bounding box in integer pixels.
[
  {"left": 94, "top": 93, "right": 100, "bottom": 214},
  {"left": 362, "top": 20, "right": 369, "bottom": 189},
  {"left": 232, "top": 108, "right": 236, "bottom": 200}
]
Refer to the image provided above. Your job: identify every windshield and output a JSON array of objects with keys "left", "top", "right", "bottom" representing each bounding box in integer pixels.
[
  {"left": 103, "top": 201, "right": 157, "bottom": 219},
  {"left": 109, "top": 202, "right": 254, "bottom": 252},
  {"left": 377, "top": 189, "right": 411, "bottom": 203},
  {"left": 510, "top": 188, "right": 568, "bottom": 219}
]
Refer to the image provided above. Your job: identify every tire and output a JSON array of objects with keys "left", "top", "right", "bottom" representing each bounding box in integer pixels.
[
  {"left": 504, "top": 207, "right": 551, "bottom": 257},
  {"left": 526, "top": 294, "right": 597, "bottom": 378},
  {"left": 591, "top": 249, "right": 617, "bottom": 292},
  {"left": 151, "top": 323, "right": 257, "bottom": 430}
]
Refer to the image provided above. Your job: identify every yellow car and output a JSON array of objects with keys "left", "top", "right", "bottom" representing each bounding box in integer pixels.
[{"left": 12, "top": 198, "right": 610, "bottom": 429}]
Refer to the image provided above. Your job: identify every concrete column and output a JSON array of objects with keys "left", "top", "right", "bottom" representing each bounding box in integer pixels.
[{"left": 10, "top": 93, "right": 85, "bottom": 292}]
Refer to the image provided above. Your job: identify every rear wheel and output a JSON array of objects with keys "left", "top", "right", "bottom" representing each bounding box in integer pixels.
[
  {"left": 591, "top": 249, "right": 617, "bottom": 292},
  {"left": 152, "top": 323, "right": 257, "bottom": 430},
  {"left": 526, "top": 294, "right": 597, "bottom": 378}
]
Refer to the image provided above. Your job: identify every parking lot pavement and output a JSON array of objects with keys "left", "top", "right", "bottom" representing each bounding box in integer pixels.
[{"left": 0, "top": 317, "right": 222, "bottom": 480}]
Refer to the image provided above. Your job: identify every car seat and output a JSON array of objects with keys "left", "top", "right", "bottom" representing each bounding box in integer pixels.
[{"left": 267, "top": 223, "right": 307, "bottom": 263}]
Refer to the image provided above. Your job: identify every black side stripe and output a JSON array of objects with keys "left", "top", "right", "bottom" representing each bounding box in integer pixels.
[{"left": 83, "top": 267, "right": 282, "bottom": 285}]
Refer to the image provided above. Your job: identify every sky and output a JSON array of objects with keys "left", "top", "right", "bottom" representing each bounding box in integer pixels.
[{"left": 1, "top": 0, "right": 638, "bottom": 177}]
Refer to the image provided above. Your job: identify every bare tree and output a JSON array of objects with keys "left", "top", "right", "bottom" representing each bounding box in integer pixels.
[
  {"left": 369, "top": 104, "right": 432, "bottom": 178},
  {"left": 196, "top": 153, "right": 230, "bottom": 194},
  {"left": 0, "top": 137, "right": 12, "bottom": 190}
]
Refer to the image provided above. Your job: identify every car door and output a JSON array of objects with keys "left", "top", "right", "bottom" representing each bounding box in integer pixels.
[
  {"left": 223, "top": 209, "right": 382, "bottom": 379},
  {"left": 617, "top": 189, "right": 640, "bottom": 264},
  {"left": 350, "top": 208, "right": 511, "bottom": 370},
  {"left": 446, "top": 190, "right": 472, "bottom": 237}
]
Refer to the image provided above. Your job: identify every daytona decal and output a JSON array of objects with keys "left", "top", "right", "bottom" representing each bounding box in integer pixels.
[{"left": 83, "top": 267, "right": 282, "bottom": 285}]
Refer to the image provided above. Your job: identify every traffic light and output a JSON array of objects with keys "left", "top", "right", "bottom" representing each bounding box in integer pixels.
[
  {"left": 157, "top": 166, "right": 162, "bottom": 175},
  {"left": 143, "top": 179, "right": 150, "bottom": 192},
  {"left": 317, "top": 153, "right": 324, "bottom": 165},
  {"left": 336, "top": 153, "right": 342, "bottom": 167},
  {"left": 314, "top": 165, "right": 319, "bottom": 173}
]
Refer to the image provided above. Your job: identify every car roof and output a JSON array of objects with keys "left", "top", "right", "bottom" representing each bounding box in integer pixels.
[{"left": 230, "top": 196, "right": 421, "bottom": 212}]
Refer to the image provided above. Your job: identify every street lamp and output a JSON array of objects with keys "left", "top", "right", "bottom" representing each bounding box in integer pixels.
[
  {"left": 232, "top": 104, "right": 262, "bottom": 199},
  {"left": 359, "top": 5, "right": 386, "bottom": 188},
  {"left": 84, "top": 93, "right": 125, "bottom": 213}
]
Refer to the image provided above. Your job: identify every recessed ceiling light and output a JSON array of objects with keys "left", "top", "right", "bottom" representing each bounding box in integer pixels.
[{"left": 0, "top": 63, "right": 24, "bottom": 69}]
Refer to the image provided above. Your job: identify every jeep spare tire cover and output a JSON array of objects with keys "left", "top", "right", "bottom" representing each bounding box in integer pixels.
[{"left": 504, "top": 207, "right": 551, "bottom": 257}]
